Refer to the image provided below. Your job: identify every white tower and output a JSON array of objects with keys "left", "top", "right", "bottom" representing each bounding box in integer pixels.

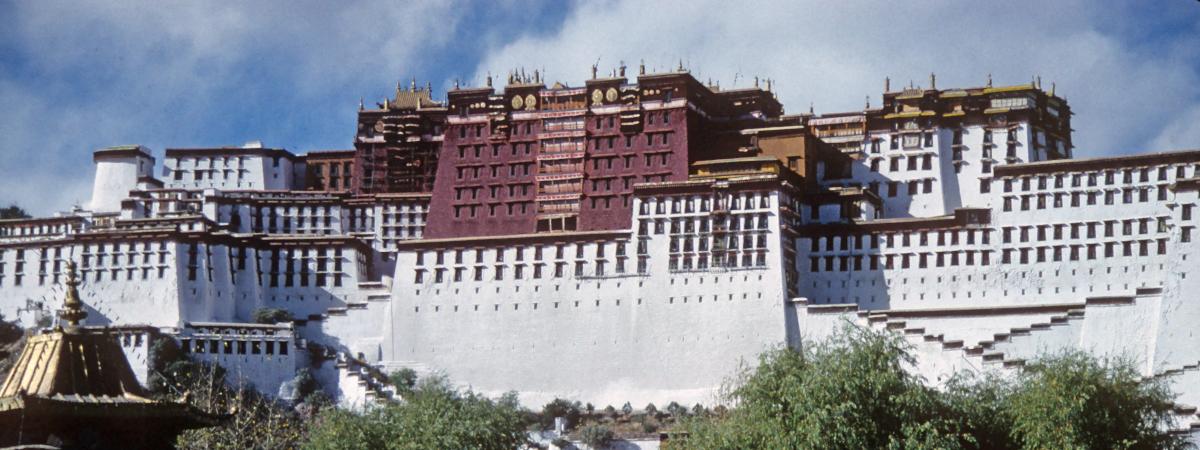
[{"left": 90, "top": 145, "right": 154, "bottom": 213}]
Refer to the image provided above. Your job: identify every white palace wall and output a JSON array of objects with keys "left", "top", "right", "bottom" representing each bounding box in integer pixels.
[{"left": 382, "top": 188, "right": 792, "bottom": 407}]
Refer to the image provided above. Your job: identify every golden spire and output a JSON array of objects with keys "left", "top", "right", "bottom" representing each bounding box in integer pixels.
[{"left": 59, "top": 261, "right": 87, "bottom": 331}]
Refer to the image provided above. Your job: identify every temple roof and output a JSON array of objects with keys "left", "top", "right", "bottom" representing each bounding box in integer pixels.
[
  {"left": 0, "top": 331, "right": 149, "bottom": 402},
  {"left": 0, "top": 263, "right": 223, "bottom": 428}
]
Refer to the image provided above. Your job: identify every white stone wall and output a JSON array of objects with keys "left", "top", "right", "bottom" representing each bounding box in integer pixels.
[
  {"left": 798, "top": 161, "right": 1199, "bottom": 310},
  {"left": 163, "top": 150, "right": 298, "bottom": 191},
  {"left": 178, "top": 322, "right": 304, "bottom": 398},
  {"left": 382, "top": 188, "right": 791, "bottom": 407},
  {"left": 91, "top": 149, "right": 154, "bottom": 213}
]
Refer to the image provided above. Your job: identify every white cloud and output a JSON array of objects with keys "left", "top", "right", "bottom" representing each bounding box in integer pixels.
[
  {"left": 474, "top": 0, "right": 1200, "bottom": 157},
  {"left": 0, "top": 0, "right": 461, "bottom": 215}
]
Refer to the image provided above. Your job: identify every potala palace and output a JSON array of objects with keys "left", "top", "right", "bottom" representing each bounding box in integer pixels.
[{"left": 2, "top": 68, "right": 1199, "bottom": 430}]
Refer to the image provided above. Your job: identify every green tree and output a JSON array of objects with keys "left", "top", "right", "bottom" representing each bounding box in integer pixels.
[
  {"left": 305, "top": 375, "right": 529, "bottom": 450},
  {"left": 252, "top": 308, "right": 294, "bottom": 324},
  {"left": 578, "top": 423, "right": 615, "bottom": 448},
  {"left": 1005, "top": 351, "right": 1186, "bottom": 450},
  {"left": 387, "top": 367, "right": 418, "bottom": 395},
  {"left": 0, "top": 314, "right": 27, "bottom": 379},
  {"left": 673, "top": 325, "right": 973, "bottom": 450},
  {"left": 150, "top": 339, "right": 309, "bottom": 450},
  {"left": 671, "top": 325, "right": 1189, "bottom": 450},
  {"left": 541, "top": 398, "right": 583, "bottom": 430},
  {"left": 0, "top": 205, "right": 29, "bottom": 220}
]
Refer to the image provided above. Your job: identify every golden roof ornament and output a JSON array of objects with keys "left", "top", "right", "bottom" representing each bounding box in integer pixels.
[
  {"left": 885, "top": 77, "right": 890, "bottom": 92},
  {"left": 59, "top": 262, "right": 87, "bottom": 332},
  {"left": 639, "top": 60, "right": 646, "bottom": 75},
  {"left": 987, "top": 73, "right": 993, "bottom": 87}
]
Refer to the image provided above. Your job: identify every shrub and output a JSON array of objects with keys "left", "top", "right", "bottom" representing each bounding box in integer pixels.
[
  {"left": 387, "top": 368, "right": 418, "bottom": 394},
  {"left": 252, "top": 308, "right": 293, "bottom": 324},
  {"left": 304, "top": 377, "right": 528, "bottom": 450},
  {"left": 541, "top": 398, "right": 583, "bottom": 430},
  {"left": 578, "top": 424, "right": 614, "bottom": 449}
]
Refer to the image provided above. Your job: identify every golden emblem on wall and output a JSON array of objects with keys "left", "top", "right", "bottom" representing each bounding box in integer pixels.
[
  {"left": 605, "top": 87, "right": 618, "bottom": 103},
  {"left": 525, "top": 94, "right": 537, "bottom": 110},
  {"left": 373, "top": 121, "right": 385, "bottom": 133},
  {"left": 511, "top": 95, "right": 524, "bottom": 110},
  {"left": 592, "top": 89, "right": 604, "bottom": 105}
]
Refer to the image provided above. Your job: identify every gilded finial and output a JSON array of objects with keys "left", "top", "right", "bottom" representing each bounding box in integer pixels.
[
  {"left": 359, "top": 97, "right": 364, "bottom": 111},
  {"left": 987, "top": 73, "right": 993, "bottom": 87},
  {"left": 411, "top": 77, "right": 417, "bottom": 92},
  {"left": 592, "top": 64, "right": 598, "bottom": 79},
  {"left": 754, "top": 76, "right": 760, "bottom": 88},
  {"left": 677, "top": 59, "right": 684, "bottom": 72},
  {"left": 619, "top": 61, "right": 626, "bottom": 78},
  {"left": 454, "top": 78, "right": 460, "bottom": 89},
  {"left": 59, "top": 261, "right": 87, "bottom": 331},
  {"left": 930, "top": 73, "right": 936, "bottom": 90},
  {"left": 885, "top": 77, "right": 890, "bottom": 92},
  {"left": 487, "top": 72, "right": 493, "bottom": 87},
  {"left": 639, "top": 60, "right": 646, "bottom": 76},
  {"left": 1050, "top": 82, "right": 1056, "bottom": 96}
]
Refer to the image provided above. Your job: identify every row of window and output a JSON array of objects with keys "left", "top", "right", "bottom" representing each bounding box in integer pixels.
[
  {"left": 807, "top": 228, "right": 992, "bottom": 254},
  {"left": 810, "top": 251, "right": 993, "bottom": 272},
  {"left": 999, "top": 218, "right": 1170, "bottom": 244},
  {"left": 416, "top": 242, "right": 629, "bottom": 266},
  {"left": 181, "top": 338, "right": 290, "bottom": 356},
  {"left": 637, "top": 193, "right": 774, "bottom": 216},
  {"left": 414, "top": 257, "right": 638, "bottom": 283},
  {"left": 1001, "top": 164, "right": 1198, "bottom": 193},
  {"left": 669, "top": 251, "right": 768, "bottom": 271},
  {"left": 639, "top": 213, "right": 772, "bottom": 236},
  {"left": 1000, "top": 185, "right": 1170, "bottom": 212},
  {"left": 998, "top": 240, "right": 1173, "bottom": 263}
]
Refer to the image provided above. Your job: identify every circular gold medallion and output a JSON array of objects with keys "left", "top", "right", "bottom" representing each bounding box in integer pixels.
[
  {"left": 605, "top": 87, "right": 618, "bottom": 103},
  {"left": 525, "top": 94, "right": 537, "bottom": 110},
  {"left": 373, "top": 121, "right": 385, "bottom": 133},
  {"left": 511, "top": 95, "right": 524, "bottom": 109},
  {"left": 592, "top": 89, "right": 604, "bottom": 105}
]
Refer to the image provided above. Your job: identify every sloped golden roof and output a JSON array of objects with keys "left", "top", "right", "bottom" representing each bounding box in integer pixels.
[
  {"left": 0, "top": 331, "right": 149, "bottom": 402},
  {"left": 0, "top": 262, "right": 150, "bottom": 405},
  {"left": 392, "top": 87, "right": 441, "bottom": 110}
]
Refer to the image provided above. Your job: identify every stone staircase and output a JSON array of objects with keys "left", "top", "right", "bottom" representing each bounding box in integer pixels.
[
  {"left": 295, "top": 280, "right": 396, "bottom": 407},
  {"left": 335, "top": 352, "right": 397, "bottom": 409}
]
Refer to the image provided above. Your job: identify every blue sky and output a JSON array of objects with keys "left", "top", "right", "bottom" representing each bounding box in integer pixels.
[{"left": 1, "top": 0, "right": 1199, "bottom": 215}]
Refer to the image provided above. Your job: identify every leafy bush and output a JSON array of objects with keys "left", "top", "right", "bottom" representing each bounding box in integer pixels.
[
  {"left": 387, "top": 368, "right": 418, "bottom": 395},
  {"left": 252, "top": 308, "right": 294, "bottom": 324},
  {"left": 305, "top": 376, "right": 528, "bottom": 450},
  {"left": 670, "top": 324, "right": 1189, "bottom": 450},
  {"left": 541, "top": 398, "right": 583, "bottom": 430},
  {"left": 578, "top": 424, "right": 614, "bottom": 449}
]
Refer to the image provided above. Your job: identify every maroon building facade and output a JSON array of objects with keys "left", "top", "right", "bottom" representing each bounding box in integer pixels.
[
  {"left": 352, "top": 82, "right": 446, "bottom": 195},
  {"left": 421, "top": 70, "right": 784, "bottom": 238}
]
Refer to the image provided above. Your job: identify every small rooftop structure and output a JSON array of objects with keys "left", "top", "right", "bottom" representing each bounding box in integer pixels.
[{"left": 0, "top": 263, "right": 225, "bottom": 449}]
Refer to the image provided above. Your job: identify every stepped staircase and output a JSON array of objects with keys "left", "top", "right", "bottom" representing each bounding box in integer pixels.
[{"left": 335, "top": 352, "right": 397, "bottom": 409}]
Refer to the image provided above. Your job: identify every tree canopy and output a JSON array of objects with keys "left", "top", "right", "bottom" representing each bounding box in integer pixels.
[
  {"left": 304, "top": 375, "right": 528, "bottom": 450},
  {"left": 0, "top": 205, "right": 29, "bottom": 220},
  {"left": 670, "top": 325, "right": 1188, "bottom": 450}
]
